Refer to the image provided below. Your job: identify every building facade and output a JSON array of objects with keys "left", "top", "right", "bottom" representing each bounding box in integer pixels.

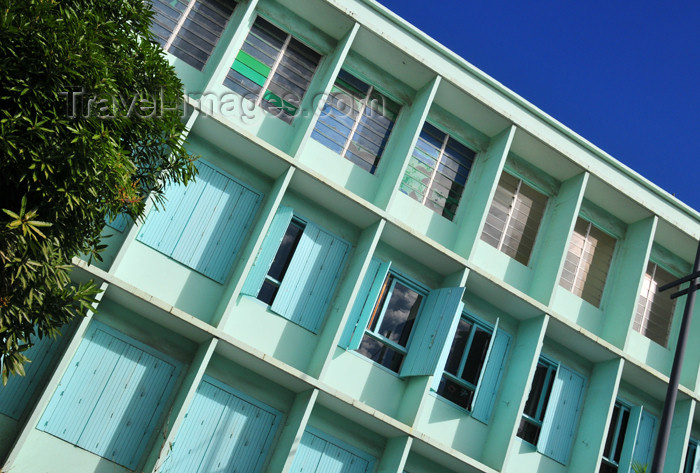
[{"left": 2, "top": 0, "right": 700, "bottom": 472}]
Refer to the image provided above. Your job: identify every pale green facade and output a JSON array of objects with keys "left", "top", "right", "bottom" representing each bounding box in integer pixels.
[{"left": 3, "top": 1, "right": 700, "bottom": 472}]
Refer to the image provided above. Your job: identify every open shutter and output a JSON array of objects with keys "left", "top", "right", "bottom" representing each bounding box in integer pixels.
[
  {"left": 537, "top": 364, "right": 586, "bottom": 464},
  {"left": 618, "top": 405, "right": 642, "bottom": 473},
  {"left": 165, "top": 377, "right": 280, "bottom": 473},
  {"left": 0, "top": 334, "right": 64, "bottom": 419},
  {"left": 340, "top": 259, "right": 391, "bottom": 350},
  {"left": 471, "top": 324, "right": 512, "bottom": 423},
  {"left": 400, "top": 287, "right": 465, "bottom": 377},
  {"left": 271, "top": 222, "right": 350, "bottom": 332},
  {"left": 241, "top": 206, "right": 294, "bottom": 296},
  {"left": 632, "top": 410, "right": 656, "bottom": 468}
]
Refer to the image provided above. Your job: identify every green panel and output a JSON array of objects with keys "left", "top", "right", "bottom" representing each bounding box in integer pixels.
[
  {"left": 236, "top": 50, "right": 271, "bottom": 78},
  {"left": 231, "top": 60, "right": 267, "bottom": 87}
]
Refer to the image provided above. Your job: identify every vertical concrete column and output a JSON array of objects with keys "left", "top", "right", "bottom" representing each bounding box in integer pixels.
[
  {"left": 108, "top": 109, "right": 201, "bottom": 275},
  {"left": 374, "top": 75, "right": 441, "bottom": 210},
  {"left": 483, "top": 314, "right": 549, "bottom": 471},
  {"left": 663, "top": 398, "right": 695, "bottom": 473},
  {"left": 454, "top": 125, "right": 515, "bottom": 258},
  {"left": 569, "top": 358, "right": 624, "bottom": 472},
  {"left": 266, "top": 389, "right": 319, "bottom": 473},
  {"left": 214, "top": 166, "right": 295, "bottom": 328},
  {"left": 529, "top": 172, "right": 589, "bottom": 306},
  {"left": 145, "top": 338, "right": 219, "bottom": 473},
  {"left": 203, "top": 0, "right": 262, "bottom": 93},
  {"left": 394, "top": 267, "right": 469, "bottom": 427},
  {"left": 603, "top": 216, "right": 657, "bottom": 348},
  {"left": 377, "top": 436, "right": 413, "bottom": 473},
  {"left": 309, "top": 219, "right": 386, "bottom": 379},
  {"left": 2, "top": 282, "right": 108, "bottom": 470},
  {"left": 290, "top": 23, "right": 360, "bottom": 157}
]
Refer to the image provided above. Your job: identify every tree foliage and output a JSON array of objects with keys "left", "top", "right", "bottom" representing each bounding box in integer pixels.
[{"left": 0, "top": 0, "right": 197, "bottom": 383}]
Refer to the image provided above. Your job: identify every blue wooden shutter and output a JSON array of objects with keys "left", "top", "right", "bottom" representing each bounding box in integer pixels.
[
  {"left": 340, "top": 259, "right": 391, "bottom": 350},
  {"left": 400, "top": 287, "right": 465, "bottom": 377},
  {"left": 0, "top": 334, "right": 63, "bottom": 419},
  {"left": 164, "top": 377, "right": 280, "bottom": 473},
  {"left": 39, "top": 324, "right": 179, "bottom": 470},
  {"left": 471, "top": 326, "right": 511, "bottom": 423},
  {"left": 618, "top": 405, "right": 642, "bottom": 473},
  {"left": 271, "top": 222, "right": 350, "bottom": 332},
  {"left": 241, "top": 206, "right": 295, "bottom": 296},
  {"left": 537, "top": 364, "right": 586, "bottom": 464},
  {"left": 632, "top": 409, "right": 656, "bottom": 468},
  {"left": 291, "top": 428, "right": 375, "bottom": 473}
]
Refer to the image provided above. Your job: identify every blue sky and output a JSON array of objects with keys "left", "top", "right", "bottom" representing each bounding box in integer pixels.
[{"left": 376, "top": 0, "right": 700, "bottom": 212}]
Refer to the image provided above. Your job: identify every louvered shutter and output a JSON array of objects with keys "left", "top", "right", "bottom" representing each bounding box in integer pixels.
[
  {"left": 39, "top": 324, "right": 179, "bottom": 470},
  {"left": 632, "top": 410, "right": 657, "bottom": 468},
  {"left": 537, "top": 364, "right": 586, "bottom": 464},
  {"left": 339, "top": 259, "right": 391, "bottom": 350},
  {"left": 290, "top": 429, "right": 374, "bottom": 473},
  {"left": 400, "top": 287, "right": 464, "bottom": 377},
  {"left": 0, "top": 334, "right": 63, "bottom": 419},
  {"left": 271, "top": 222, "right": 349, "bottom": 332},
  {"left": 164, "top": 377, "right": 280, "bottom": 473},
  {"left": 471, "top": 327, "right": 512, "bottom": 423},
  {"left": 241, "top": 206, "right": 295, "bottom": 297}
]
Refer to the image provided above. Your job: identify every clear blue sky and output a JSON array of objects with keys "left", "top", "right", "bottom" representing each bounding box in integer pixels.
[{"left": 376, "top": 0, "right": 700, "bottom": 212}]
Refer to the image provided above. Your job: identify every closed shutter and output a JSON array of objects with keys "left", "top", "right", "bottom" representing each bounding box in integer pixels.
[
  {"left": 339, "top": 259, "right": 391, "bottom": 350},
  {"left": 271, "top": 222, "right": 350, "bottom": 332},
  {"left": 537, "top": 364, "right": 586, "bottom": 464},
  {"left": 632, "top": 410, "right": 657, "bottom": 468},
  {"left": 0, "top": 334, "right": 63, "bottom": 419},
  {"left": 137, "top": 161, "right": 262, "bottom": 283},
  {"left": 163, "top": 377, "right": 280, "bottom": 473},
  {"left": 471, "top": 327, "right": 511, "bottom": 423},
  {"left": 399, "top": 287, "right": 465, "bottom": 377},
  {"left": 290, "top": 429, "right": 375, "bottom": 473},
  {"left": 39, "top": 324, "right": 179, "bottom": 470},
  {"left": 241, "top": 206, "right": 295, "bottom": 297}
]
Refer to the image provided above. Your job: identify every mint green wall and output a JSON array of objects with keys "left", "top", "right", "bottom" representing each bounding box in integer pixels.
[{"left": 308, "top": 404, "right": 387, "bottom": 459}]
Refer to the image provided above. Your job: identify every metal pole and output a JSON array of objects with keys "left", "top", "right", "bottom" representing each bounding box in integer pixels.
[{"left": 650, "top": 239, "right": 700, "bottom": 473}]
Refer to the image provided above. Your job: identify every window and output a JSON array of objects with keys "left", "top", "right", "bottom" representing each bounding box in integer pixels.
[
  {"left": 517, "top": 357, "right": 586, "bottom": 465},
  {"left": 137, "top": 160, "right": 262, "bottom": 283},
  {"left": 162, "top": 376, "right": 281, "bottom": 473},
  {"left": 560, "top": 217, "right": 616, "bottom": 307},
  {"left": 634, "top": 262, "right": 677, "bottom": 346},
  {"left": 242, "top": 206, "right": 350, "bottom": 333},
  {"left": 434, "top": 314, "right": 511, "bottom": 423},
  {"left": 599, "top": 401, "right": 657, "bottom": 473},
  {"left": 357, "top": 272, "right": 425, "bottom": 372},
  {"left": 38, "top": 323, "right": 179, "bottom": 470},
  {"left": 481, "top": 172, "right": 547, "bottom": 265},
  {"left": 684, "top": 438, "right": 699, "bottom": 473},
  {"left": 341, "top": 258, "right": 466, "bottom": 377},
  {"left": 400, "top": 122, "right": 476, "bottom": 220},
  {"left": 600, "top": 402, "right": 631, "bottom": 473},
  {"left": 437, "top": 316, "right": 492, "bottom": 410},
  {"left": 290, "top": 427, "right": 376, "bottom": 473},
  {"left": 225, "top": 16, "right": 322, "bottom": 123},
  {"left": 311, "top": 70, "right": 400, "bottom": 174},
  {"left": 518, "top": 359, "right": 557, "bottom": 445},
  {"left": 150, "top": 0, "right": 236, "bottom": 71}
]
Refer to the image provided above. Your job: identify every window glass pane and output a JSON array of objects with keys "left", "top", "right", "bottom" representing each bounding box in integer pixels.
[
  {"left": 444, "top": 319, "right": 472, "bottom": 375},
  {"left": 517, "top": 417, "right": 541, "bottom": 445},
  {"left": 376, "top": 281, "right": 422, "bottom": 347},
  {"left": 461, "top": 327, "right": 491, "bottom": 385},
  {"left": 522, "top": 363, "right": 549, "bottom": 419},
  {"left": 436, "top": 377, "right": 475, "bottom": 410},
  {"left": 358, "top": 334, "right": 404, "bottom": 372}
]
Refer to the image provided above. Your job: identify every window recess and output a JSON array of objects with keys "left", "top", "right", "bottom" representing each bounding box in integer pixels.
[
  {"left": 400, "top": 122, "right": 476, "bottom": 221},
  {"left": 241, "top": 206, "right": 350, "bottom": 333},
  {"left": 599, "top": 402, "right": 657, "bottom": 473},
  {"left": 684, "top": 438, "right": 699, "bottom": 473},
  {"left": 340, "top": 258, "right": 465, "bottom": 376},
  {"left": 517, "top": 357, "right": 586, "bottom": 465},
  {"left": 224, "top": 16, "right": 321, "bottom": 123},
  {"left": 434, "top": 314, "right": 511, "bottom": 423},
  {"left": 559, "top": 217, "right": 616, "bottom": 307},
  {"left": 481, "top": 171, "right": 547, "bottom": 265},
  {"left": 150, "top": 0, "right": 236, "bottom": 71},
  {"left": 634, "top": 261, "right": 677, "bottom": 347},
  {"left": 311, "top": 70, "right": 400, "bottom": 174}
]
